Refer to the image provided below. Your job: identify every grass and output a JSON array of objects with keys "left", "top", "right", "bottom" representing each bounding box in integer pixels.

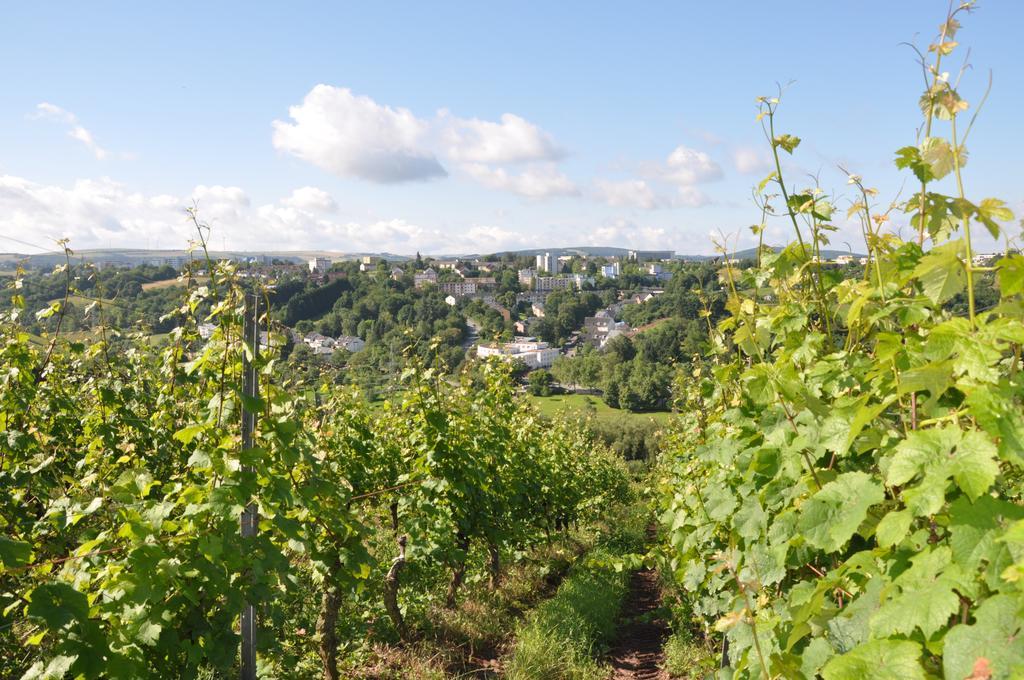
[
  {"left": 504, "top": 502, "right": 648, "bottom": 680},
  {"left": 504, "top": 548, "right": 629, "bottom": 680},
  {"left": 663, "top": 629, "right": 718, "bottom": 679},
  {"left": 345, "top": 535, "right": 589, "bottom": 679},
  {"left": 141, "top": 276, "right": 208, "bottom": 291},
  {"left": 527, "top": 393, "right": 674, "bottom": 426}
]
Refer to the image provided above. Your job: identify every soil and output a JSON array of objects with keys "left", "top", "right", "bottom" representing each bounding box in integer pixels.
[{"left": 606, "top": 568, "right": 669, "bottom": 680}]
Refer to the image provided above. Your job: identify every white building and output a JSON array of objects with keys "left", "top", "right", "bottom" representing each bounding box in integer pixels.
[
  {"left": 518, "top": 268, "right": 536, "bottom": 286},
  {"left": 600, "top": 262, "right": 620, "bottom": 279},
  {"left": 476, "top": 337, "right": 560, "bottom": 369},
  {"left": 536, "top": 252, "right": 554, "bottom": 274},
  {"left": 335, "top": 336, "right": 365, "bottom": 353},
  {"left": 533, "top": 276, "right": 573, "bottom": 292},
  {"left": 303, "top": 332, "right": 364, "bottom": 355},
  {"left": 309, "top": 257, "right": 331, "bottom": 274},
  {"left": 833, "top": 255, "right": 854, "bottom": 265},
  {"left": 569, "top": 273, "right": 593, "bottom": 289},
  {"left": 439, "top": 281, "right": 477, "bottom": 296}
]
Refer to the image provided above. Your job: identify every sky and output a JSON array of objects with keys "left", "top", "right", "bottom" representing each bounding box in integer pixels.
[{"left": 1, "top": 1, "right": 1022, "bottom": 257}]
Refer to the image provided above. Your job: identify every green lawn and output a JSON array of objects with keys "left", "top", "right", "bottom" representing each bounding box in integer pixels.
[{"left": 526, "top": 393, "right": 674, "bottom": 426}]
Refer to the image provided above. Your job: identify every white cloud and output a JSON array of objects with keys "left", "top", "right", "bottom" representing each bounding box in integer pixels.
[
  {"left": 272, "top": 86, "right": 581, "bottom": 199},
  {"left": 662, "top": 145, "right": 723, "bottom": 185},
  {"left": 588, "top": 219, "right": 670, "bottom": 250},
  {"left": 594, "top": 179, "right": 660, "bottom": 209},
  {"left": 675, "top": 186, "right": 712, "bottom": 208},
  {"left": 443, "top": 112, "right": 564, "bottom": 164},
  {"left": 0, "top": 172, "right": 552, "bottom": 255},
  {"left": 33, "top": 102, "right": 115, "bottom": 160},
  {"left": 463, "top": 163, "right": 579, "bottom": 199},
  {"left": 732, "top": 145, "right": 772, "bottom": 174},
  {"left": 282, "top": 186, "right": 337, "bottom": 212},
  {"left": 272, "top": 85, "right": 446, "bottom": 183}
]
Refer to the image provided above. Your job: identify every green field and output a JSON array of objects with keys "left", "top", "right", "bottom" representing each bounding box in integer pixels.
[
  {"left": 526, "top": 393, "right": 674, "bottom": 426},
  {"left": 141, "top": 276, "right": 208, "bottom": 291}
]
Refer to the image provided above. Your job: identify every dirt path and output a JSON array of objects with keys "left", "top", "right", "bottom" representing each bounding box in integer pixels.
[{"left": 606, "top": 568, "right": 669, "bottom": 680}]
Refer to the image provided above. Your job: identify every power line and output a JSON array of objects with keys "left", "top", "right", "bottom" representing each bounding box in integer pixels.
[{"left": 0, "top": 233, "right": 64, "bottom": 255}]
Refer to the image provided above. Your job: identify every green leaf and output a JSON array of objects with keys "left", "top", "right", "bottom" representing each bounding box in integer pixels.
[
  {"left": 887, "top": 426, "right": 998, "bottom": 514},
  {"left": 27, "top": 582, "right": 90, "bottom": 630},
  {"left": 949, "top": 430, "right": 999, "bottom": 501},
  {"left": 798, "top": 472, "right": 884, "bottom": 552},
  {"left": 0, "top": 536, "right": 33, "bottom": 570},
  {"left": 948, "top": 495, "right": 1024, "bottom": 573},
  {"left": 943, "top": 595, "right": 1024, "bottom": 680},
  {"left": 913, "top": 240, "right": 965, "bottom": 304},
  {"left": 21, "top": 654, "right": 78, "bottom": 680},
  {"left": 919, "top": 136, "right": 967, "bottom": 181},
  {"left": 886, "top": 427, "right": 959, "bottom": 487},
  {"left": 997, "top": 254, "right": 1024, "bottom": 297},
  {"left": 977, "top": 198, "right": 1014, "bottom": 239},
  {"left": 34, "top": 302, "right": 60, "bottom": 321},
  {"left": 871, "top": 546, "right": 962, "bottom": 638},
  {"left": 895, "top": 146, "right": 933, "bottom": 183},
  {"left": 774, "top": 134, "right": 801, "bottom": 153},
  {"left": 136, "top": 620, "right": 163, "bottom": 646},
  {"left": 734, "top": 495, "right": 768, "bottom": 540},
  {"left": 173, "top": 423, "right": 206, "bottom": 445},
  {"left": 821, "top": 639, "right": 925, "bottom": 680},
  {"left": 898, "top": 360, "right": 954, "bottom": 407},
  {"left": 875, "top": 509, "right": 913, "bottom": 548}
]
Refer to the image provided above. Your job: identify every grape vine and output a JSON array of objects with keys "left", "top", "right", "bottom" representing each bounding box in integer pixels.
[
  {"left": 657, "top": 5, "right": 1024, "bottom": 678},
  {"left": 0, "top": 251, "right": 629, "bottom": 678}
]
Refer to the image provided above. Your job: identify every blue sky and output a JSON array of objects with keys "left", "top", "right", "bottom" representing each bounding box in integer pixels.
[{"left": 1, "top": 1, "right": 1021, "bottom": 255}]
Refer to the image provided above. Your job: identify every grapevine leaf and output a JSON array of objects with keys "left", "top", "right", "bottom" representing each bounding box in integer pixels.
[
  {"left": 997, "top": 254, "right": 1024, "bottom": 297},
  {"left": 800, "top": 637, "right": 835, "bottom": 679},
  {"left": 977, "top": 198, "right": 1014, "bottom": 239},
  {"left": 943, "top": 595, "right": 1024, "bottom": 680},
  {"left": 949, "top": 430, "right": 999, "bottom": 500},
  {"left": 136, "top": 620, "right": 163, "bottom": 646},
  {"left": 798, "top": 472, "right": 884, "bottom": 552},
  {"left": 886, "top": 427, "right": 959, "bottom": 488},
  {"left": 919, "top": 136, "right": 967, "bottom": 180},
  {"left": 21, "top": 654, "right": 78, "bottom": 680},
  {"left": 871, "top": 546, "right": 963, "bottom": 638},
  {"left": 0, "top": 536, "right": 33, "bottom": 570},
  {"left": 774, "top": 134, "right": 801, "bottom": 153},
  {"left": 875, "top": 509, "right": 913, "bottom": 548},
  {"left": 734, "top": 495, "right": 768, "bottom": 540},
  {"left": 888, "top": 426, "right": 998, "bottom": 515},
  {"left": 821, "top": 639, "right": 925, "bottom": 680},
  {"left": 26, "top": 582, "right": 90, "bottom": 630},
  {"left": 949, "top": 495, "right": 1024, "bottom": 574},
  {"left": 173, "top": 423, "right": 207, "bottom": 445},
  {"left": 895, "top": 146, "right": 934, "bottom": 183},
  {"left": 913, "top": 240, "right": 965, "bottom": 304}
]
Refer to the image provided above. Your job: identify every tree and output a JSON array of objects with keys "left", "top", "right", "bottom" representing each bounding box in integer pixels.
[{"left": 527, "top": 369, "right": 555, "bottom": 396}]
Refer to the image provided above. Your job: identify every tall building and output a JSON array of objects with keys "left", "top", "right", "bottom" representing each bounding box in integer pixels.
[
  {"left": 309, "top": 257, "right": 331, "bottom": 273},
  {"left": 536, "top": 252, "right": 554, "bottom": 274}
]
